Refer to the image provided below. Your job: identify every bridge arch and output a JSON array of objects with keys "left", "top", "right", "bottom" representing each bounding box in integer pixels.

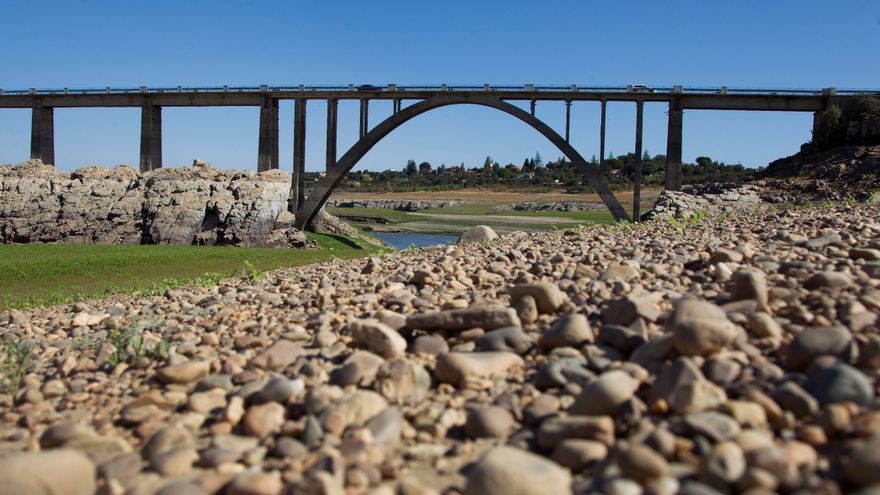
[{"left": 295, "top": 94, "right": 630, "bottom": 230}]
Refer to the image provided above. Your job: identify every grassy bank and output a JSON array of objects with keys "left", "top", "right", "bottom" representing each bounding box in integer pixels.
[
  {"left": 0, "top": 233, "right": 378, "bottom": 310},
  {"left": 327, "top": 203, "right": 620, "bottom": 234}
]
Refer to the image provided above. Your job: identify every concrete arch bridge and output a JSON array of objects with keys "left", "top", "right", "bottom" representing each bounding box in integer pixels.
[{"left": 1, "top": 84, "right": 872, "bottom": 229}]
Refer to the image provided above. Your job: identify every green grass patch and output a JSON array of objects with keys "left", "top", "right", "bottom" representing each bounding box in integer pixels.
[
  {"left": 0, "top": 233, "right": 377, "bottom": 310},
  {"left": 421, "top": 203, "right": 495, "bottom": 215},
  {"left": 498, "top": 209, "right": 617, "bottom": 224},
  {"left": 326, "top": 207, "right": 418, "bottom": 222}
]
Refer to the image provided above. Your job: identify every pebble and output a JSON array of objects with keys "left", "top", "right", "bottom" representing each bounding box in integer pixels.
[
  {"left": 731, "top": 268, "right": 769, "bottom": 309},
  {"left": 250, "top": 339, "right": 301, "bottom": 371},
  {"left": 410, "top": 334, "right": 449, "bottom": 355},
  {"left": 803, "top": 362, "right": 875, "bottom": 406},
  {"left": 685, "top": 411, "right": 742, "bottom": 442},
  {"left": 603, "top": 296, "right": 662, "bottom": 326},
  {"left": 509, "top": 282, "right": 565, "bottom": 314},
  {"left": 407, "top": 306, "right": 521, "bottom": 331},
  {"left": 570, "top": 369, "right": 638, "bottom": 416},
  {"left": 157, "top": 360, "right": 211, "bottom": 384},
  {"left": 617, "top": 444, "right": 669, "bottom": 483},
  {"left": 700, "top": 441, "right": 746, "bottom": 486},
  {"left": 434, "top": 351, "right": 524, "bottom": 385},
  {"left": 551, "top": 439, "right": 608, "bottom": 470},
  {"left": 669, "top": 299, "right": 738, "bottom": 356},
  {"left": 464, "top": 446, "right": 572, "bottom": 495},
  {"left": 804, "top": 271, "right": 853, "bottom": 290},
  {"left": 541, "top": 313, "right": 593, "bottom": 350},
  {"left": 243, "top": 402, "right": 286, "bottom": 438},
  {"left": 537, "top": 415, "right": 615, "bottom": 449},
  {"left": 464, "top": 406, "right": 516, "bottom": 439},
  {"left": 785, "top": 325, "right": 854, "bottom": 370},
  {"left": 0, "top": 449, "right": 96, "bottom": 495},
  {"left": 349, "top": 318, "right": 408, "bottom": 358},
  {"left": 476, "top": 326, "right": 535, "bottom": 354},
  {"left": 374, "top": 358, "right": 431, "bottom": 404},
  {"left": 226, "top": 471, "right": 283, "bottom": 495}
]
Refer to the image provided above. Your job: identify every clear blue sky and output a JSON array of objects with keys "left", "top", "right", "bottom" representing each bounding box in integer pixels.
[{"left": 1, "top": 0, "right": 878, "bottom": 172}]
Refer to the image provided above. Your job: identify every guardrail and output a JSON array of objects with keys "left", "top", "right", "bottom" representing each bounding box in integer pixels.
[{"left": 0, "top": 85, "right": 877, "bottom": 97}]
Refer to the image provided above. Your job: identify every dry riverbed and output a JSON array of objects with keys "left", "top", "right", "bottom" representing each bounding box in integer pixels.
[{"left": 1, "top": 202, "right": 879, "bottom": 494}]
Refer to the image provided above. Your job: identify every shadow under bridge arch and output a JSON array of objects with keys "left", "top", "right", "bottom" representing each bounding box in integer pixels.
[{"left": 294, "top": 94, "right": 631, "bottom": 230}]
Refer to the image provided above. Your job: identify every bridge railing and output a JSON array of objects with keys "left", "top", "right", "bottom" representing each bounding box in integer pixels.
[{"left": 1, "top": 85, "right": 878, "bottom": 97}]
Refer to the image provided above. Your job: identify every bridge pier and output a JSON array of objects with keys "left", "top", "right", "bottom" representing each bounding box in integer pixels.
[
  {"left": 633, "top": 101, "right": 644, "bottom": 221},
  {"left": 599, "top": 99, "right": 607, "bottom": 167},
  {"left": 326, "top": 98, "right": 337, "bottom": 172},
  {"left": 30, "top": 101, "right": 55, "bottom": 165},
  {"left": 257, "top": 97, "right": 279, "bottom": 172},
  {"left": 290, "top": 98, "right": 307, "bottom": 213},
  {"left": 665, "top": 101, "right": 683, "bottom": 190},
  {"left": 359, "top": 99, "right": 369, "bottom": 138},
  {"left": 564, "top": 100, "right": 571, "bottom": 143},
  {"left": 139, "top": 102, "right": 162, "bottom": 172}
]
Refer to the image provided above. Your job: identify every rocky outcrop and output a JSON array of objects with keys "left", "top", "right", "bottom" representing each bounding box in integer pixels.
[
  {"left": 327, "top": 199, "right": 464, "bottom": 211},
  {"left": 490, "top": 201, "right": 605, "bottom": 213},
  {"left": 0, "top": 160, "right": 314, "bottom": 248},
  {"left": 645, "top": 183, "right": 764, "bottom": 220}
]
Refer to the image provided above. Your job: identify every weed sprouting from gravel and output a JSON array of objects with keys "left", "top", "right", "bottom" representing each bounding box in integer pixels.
[
  {"left": 1, "top": 338, "right": 35, "bottom": 393},
  {"left": 102, "top": 319, "right": 169, "bottom": 367}
]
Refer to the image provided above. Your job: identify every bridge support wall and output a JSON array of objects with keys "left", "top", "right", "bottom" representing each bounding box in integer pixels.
[
  {"left": 326, "top": 98, "right": 337, "bottom": 172},
  {"left": 665, "top": 101, "right": 683, "bottom": 190},
  {"left": 633, "top": 101, "right": 644, "bottom": 221},
  {"left": 257, "top": 97, "right": 279, "bottom": 172},
  {"left": 290, "top": 98, "right": 307, "bottom": 213},
  {"left": 30, "top": 101, "right": 55, "bottom": 165},
  {"left": 599, "top": 100, "right": 607, "bottom": 167},
  {"left": 139, "top": 102, "right": 162, "bottom": 172}
]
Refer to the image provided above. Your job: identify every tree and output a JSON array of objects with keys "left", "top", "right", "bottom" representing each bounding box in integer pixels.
[
  {"left": 483, "top": 156, "right": 494, "bottom": 170},
  {"left": 404, "top": 160, "right": 417, "bottom": 175},
  {"left": 418, "top": 161, "right": 432, "bottom": 174},
  {"left": 533, "top": 151, "right": 543, "bottom": 167}
]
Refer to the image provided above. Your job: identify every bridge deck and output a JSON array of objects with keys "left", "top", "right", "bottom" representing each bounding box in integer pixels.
[{"left": 0, "top": 85, "right": 876, "bottom": 111}]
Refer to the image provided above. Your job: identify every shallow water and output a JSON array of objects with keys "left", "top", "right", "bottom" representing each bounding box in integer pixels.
[{"left": 371, "top": 231, "right": 458, "bottom": 250}]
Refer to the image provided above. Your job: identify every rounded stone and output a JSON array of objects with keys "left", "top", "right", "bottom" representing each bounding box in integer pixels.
[
  {"left": 465, "top": 406, "right": 516, "bottom": 439},
  {"left": 617, "top": 444, "right": 669, "bottom": 483},
  {"left": 460, "top": 225, "right": 498, "bottom": 244},
  {"left": 570, "top": 370, "right": 638, "bottom": 416},
  {"left": 243, "top": 402, "right": 286, "bottom": 438},
  {"left": 803, "top": 362, "right": 875, "bottom": 406},
  {"left": 541, "top": 313, "right": 593, "bottom": 350},
  {"left": 785, "top": 326, "right": 853, "bottom": 370},
  {"left": 0, "top": 448, "right": 96, "bottom": 495},
  {"left": 669, "top": 299, "right": 738, "bottom": 357},
  {"left": 551, "top": 439, "right": 608, "bottom": 471},
  {"left": 464, "top": 446, "right": 572, "bottom": 495}
]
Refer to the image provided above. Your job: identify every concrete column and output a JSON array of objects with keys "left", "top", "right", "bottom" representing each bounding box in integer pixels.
[
  {"left": 257, "top": 97, "right": 279, "bottom": 172},
  {"left": 30, "top": 101, "right": 55, "bottom": 165},
  {"left": 564, "top": 100, "right": 571, "bottom": 143},
  {"left": 393, "top": 99, "right": 401, "bottom": 114},
  {"left": 530, "top": 99, "right": 536, "bottom": 117},
  {"left": 665, "top": 100, "right": 683, "bottom": 191},
  {"left": 139, "top": 101, "right": 162, "bottom": 172},
  {"left": 812, "top": 110, "right": 822, "bottom": 143},
  {"left": 599, "top": 99, "right": 607, "bottom": 167},
  {"left": 290, "top": 98, "right": 307, "bottom": 213},
  {"left": 633, "top": 100, "right": 644, "bottom": 222},
  {"left": 326, "top": 98, "right": 338, "bottom": 172},
  {"left": 359, "top": 99, "right": 369, "bottom": 138}
]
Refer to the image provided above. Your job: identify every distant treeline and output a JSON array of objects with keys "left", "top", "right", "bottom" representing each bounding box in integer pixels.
[{"left": 312, "top": 152, "right": 756, "bottom": 193}]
